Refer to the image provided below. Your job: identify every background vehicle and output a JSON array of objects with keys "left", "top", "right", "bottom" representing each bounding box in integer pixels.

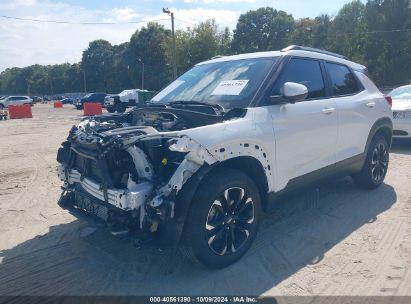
[
  {"left": 0, "top": 96, "right": 33, "bottom": 109},
  {"left": 104, "top": 89, "right": 156, "bottom": 113},
  {"left": 73, "top": 92, "right": 108, "bottom": 110},
  {"left": 389, "top": 85, "right": 411, "bottom": 139},
  {"left": 31, "top": 96, "right": 43, "bottom": 104},
  {"left": 61, "top": 98, "right": 74, "bottom": 105},
  {"left": 57, "top": 46, "right": 392, "bottom": 268}
]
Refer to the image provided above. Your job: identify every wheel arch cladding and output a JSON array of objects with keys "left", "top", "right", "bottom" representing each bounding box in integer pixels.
[
  {"left": 204, "top": 156, "right": 270, "bottom": 208},
  {"left": 375, "top": 126, "right": 392, "bottom": 148},
  {"left": 366, "top": 117, "right": 393, "bottom": 151}
]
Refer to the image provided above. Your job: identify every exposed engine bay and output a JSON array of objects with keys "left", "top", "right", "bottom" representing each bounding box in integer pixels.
[{"left": 57, "top": 103, "right": 246, "bottom": 242}]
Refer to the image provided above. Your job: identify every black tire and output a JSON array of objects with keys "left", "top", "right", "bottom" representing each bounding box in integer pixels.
[
  {"left": 107, "top": 106, "right": 116, "bottom": 113},
  {"left": 116, "top": 103, "right": 126, "bottom": 113},
  {"left": 76, "top": 105, "right": 83, "bottom": 110},
  {"left": 353, "top": 134, "right": 389, "bottom": 189},
  {"left": 182, "top": 169, "right": 261, "bottom": 268}
]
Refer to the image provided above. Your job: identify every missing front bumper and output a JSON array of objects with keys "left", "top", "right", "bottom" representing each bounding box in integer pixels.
[{"left": 57, "top": 165, "right": 153, "bottom": 211}]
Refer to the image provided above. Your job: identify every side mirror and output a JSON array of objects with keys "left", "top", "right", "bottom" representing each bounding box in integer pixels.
[{"left": 270, "top": 82, "right": 308, "bottom": 104}]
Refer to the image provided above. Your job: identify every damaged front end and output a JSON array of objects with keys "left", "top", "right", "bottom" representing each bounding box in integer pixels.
[{"left": 56, "top": 106, "right": 222, "bottom": 245}]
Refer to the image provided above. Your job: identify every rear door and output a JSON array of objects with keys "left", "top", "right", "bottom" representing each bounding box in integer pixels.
[
  {"left": 323, "top": 62, "right": 371, "bottom": 161},
  {"left": 266, "top": 57, "right": 338, "bottom": 190}
]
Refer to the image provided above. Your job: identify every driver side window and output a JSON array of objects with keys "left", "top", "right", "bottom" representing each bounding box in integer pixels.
[{"left": 272, "top": 58, "right": 326, "bottom": 100}]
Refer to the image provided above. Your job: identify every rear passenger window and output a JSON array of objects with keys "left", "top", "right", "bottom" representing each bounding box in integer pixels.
[
  {"left": 325, "top": 62, "right": 359, "bottom": 96},
  {"left": 272, "top": 58, "right": 326, "bottom": 99}
]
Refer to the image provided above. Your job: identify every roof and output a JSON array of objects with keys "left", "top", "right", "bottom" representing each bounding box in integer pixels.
[{"left": 198, "top": 46, "right": 366, "bottom": 72}]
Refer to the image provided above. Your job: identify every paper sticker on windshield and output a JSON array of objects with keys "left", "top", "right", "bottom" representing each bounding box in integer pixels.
[{"left": 211, "top": 80, "right": 249, "bottom": 96}]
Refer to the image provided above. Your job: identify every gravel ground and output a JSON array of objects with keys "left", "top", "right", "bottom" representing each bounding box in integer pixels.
[{"left": 0, "top": 104, "right": 410, "bottom": 297}]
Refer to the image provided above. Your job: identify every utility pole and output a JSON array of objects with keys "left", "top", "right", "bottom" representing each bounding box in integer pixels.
[
  {"left": 82, "top": 70, "right": 87, "bottom": 94},
  {"left": 163, "top": 8, "right": 177, "bottom": 79},
  {"left": 138, "top": 58, "right": 145, "bottom": 90}
]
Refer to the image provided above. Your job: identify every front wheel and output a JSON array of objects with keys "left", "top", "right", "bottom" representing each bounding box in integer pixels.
[
  {"left": 182, "top": 169, "right": 261, "bottom": 268},
  {"left": 353, "top": 134, "right": 389, "bottom": 189}
]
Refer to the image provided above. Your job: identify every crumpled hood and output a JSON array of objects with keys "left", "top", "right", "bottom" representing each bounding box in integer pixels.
[{"left": 392, "top": 99, "right": 411, "bottom": 111}]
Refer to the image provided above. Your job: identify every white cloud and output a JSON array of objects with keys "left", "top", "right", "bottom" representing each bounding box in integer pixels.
[
  {"left": 0, "top": 1, "right": 139, "bottom": 72},
  {"left": 0, "top": 0, "right": 37, "bottom": 10},
  {"left": 109, "top": 8, "right": 140, "bottom": 22},
  {"left": 0, "top": 1, "right": 241, "bottom": 72},
  {"left": 184, "top": 0, "right": 256, "bottom": 3}
]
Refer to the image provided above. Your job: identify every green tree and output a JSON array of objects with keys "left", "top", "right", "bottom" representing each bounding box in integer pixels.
[
  {"left": 80, "top": 39, "right": 114, "bottom": 92},
  {"left": 365, "top": 0, "right": 411, "bottom": 86},
  {"left": 165, "top": 19, "right": 231, "bottom": 76},
  {"left": 231, "top": 7, "right": 294, "bottom": 53},
  {"left": 288, "top": 18, "right": 319, "bottom": 47},
  {"left": 328, "top": 1, "right": 367, "bottom": 63},
  {"left": 125, "top": 22, "right": 171, "bottom": 91}
]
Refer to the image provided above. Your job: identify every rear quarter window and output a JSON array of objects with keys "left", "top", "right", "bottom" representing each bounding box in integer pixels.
[{"left": 325, "top": 62, "right": 360, "bottom": 96}]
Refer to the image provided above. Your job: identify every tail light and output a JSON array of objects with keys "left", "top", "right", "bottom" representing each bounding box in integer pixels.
[{"left": 385, "top": 96, "right": 392, "bottom": 107}]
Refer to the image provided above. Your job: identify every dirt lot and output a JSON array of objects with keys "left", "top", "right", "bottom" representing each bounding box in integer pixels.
[{"left": 0, "top": 104, "right": 410, "bottom": 297}]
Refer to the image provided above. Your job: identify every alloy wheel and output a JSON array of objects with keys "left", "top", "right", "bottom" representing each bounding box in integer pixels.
[
  {"left": 205, "top": 187, "right": 255, "bottom": 256},
  {"left": 371, "top": 142, "right": 388, "bottom": 182}
]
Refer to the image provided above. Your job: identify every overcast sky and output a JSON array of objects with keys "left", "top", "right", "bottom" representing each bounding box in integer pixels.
[{"left": 0, "top": 0, "right": 358, "bottom": 72}]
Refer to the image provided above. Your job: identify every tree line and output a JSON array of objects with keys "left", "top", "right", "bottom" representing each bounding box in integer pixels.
[{"left": 1, "top": 0, "right": 410, "bottom": 96}]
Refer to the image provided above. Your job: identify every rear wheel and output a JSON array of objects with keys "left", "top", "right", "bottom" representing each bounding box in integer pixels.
[
  {"left": 353, "top": 134, "right": 389, "bottom": 189},
  {"left": 182, "top": 169, "right": 261, "bottom": 268}
]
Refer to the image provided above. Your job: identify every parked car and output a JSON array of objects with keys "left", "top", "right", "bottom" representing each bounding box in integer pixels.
[
  {"left": 56, "top": 45, "right": 392, "bottom": 268},
  {"left": 104, "top": 89, "right": 156, "bottom": 113},
  {"left": 389, "top": 85, "right": 411, "bottom": 139},
  {"left": 31, "top": 96, "right": 43, "bottom": 104},
  {"left": 61, "top": 98, "right": 74, "bottom": 105},
  {"left": 73, "top": 93, "right": 108, "bottom": 110},
  {"left": 0, "top": 96, "right": 33, "bottom": 109}
]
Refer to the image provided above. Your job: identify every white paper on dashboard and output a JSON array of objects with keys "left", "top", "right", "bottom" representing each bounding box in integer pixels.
[
  {"left": 152, "top": 80, "right": 185, "bottom": 101},
  {"left": 211, "top": 80, "right": 249, "bottom": 96}
]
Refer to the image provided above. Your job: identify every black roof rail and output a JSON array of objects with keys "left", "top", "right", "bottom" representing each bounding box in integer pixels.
[
  {"left": 281, "top": 45, "right": 348, "bottom": 60},
  {"left": 210, "top": 55, "right": 225, "bottom": 60}
]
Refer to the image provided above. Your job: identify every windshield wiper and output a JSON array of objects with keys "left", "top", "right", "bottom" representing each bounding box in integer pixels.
[{"left": 168, "top": 100, "right": 224, "bottom": 111}]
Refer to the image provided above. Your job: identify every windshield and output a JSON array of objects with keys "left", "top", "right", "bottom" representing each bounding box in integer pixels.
[
  {"left": 151, "top": 57, "right": 278, "bottom": 110},
  {"left": 390, "top": 86, "right": 411, "bottom": 100}
]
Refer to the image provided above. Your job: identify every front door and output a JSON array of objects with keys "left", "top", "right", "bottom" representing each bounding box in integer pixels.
[{"left": 266, "top": 57, "right": 338, "bottom": 191}]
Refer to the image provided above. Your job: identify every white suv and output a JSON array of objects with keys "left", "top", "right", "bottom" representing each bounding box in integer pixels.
[
  {"left": 0, "top": 96, "right": 33, "bottom": 109},
  {"left": 56, "top": 46, "right": 393, "bottom": 268}
]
